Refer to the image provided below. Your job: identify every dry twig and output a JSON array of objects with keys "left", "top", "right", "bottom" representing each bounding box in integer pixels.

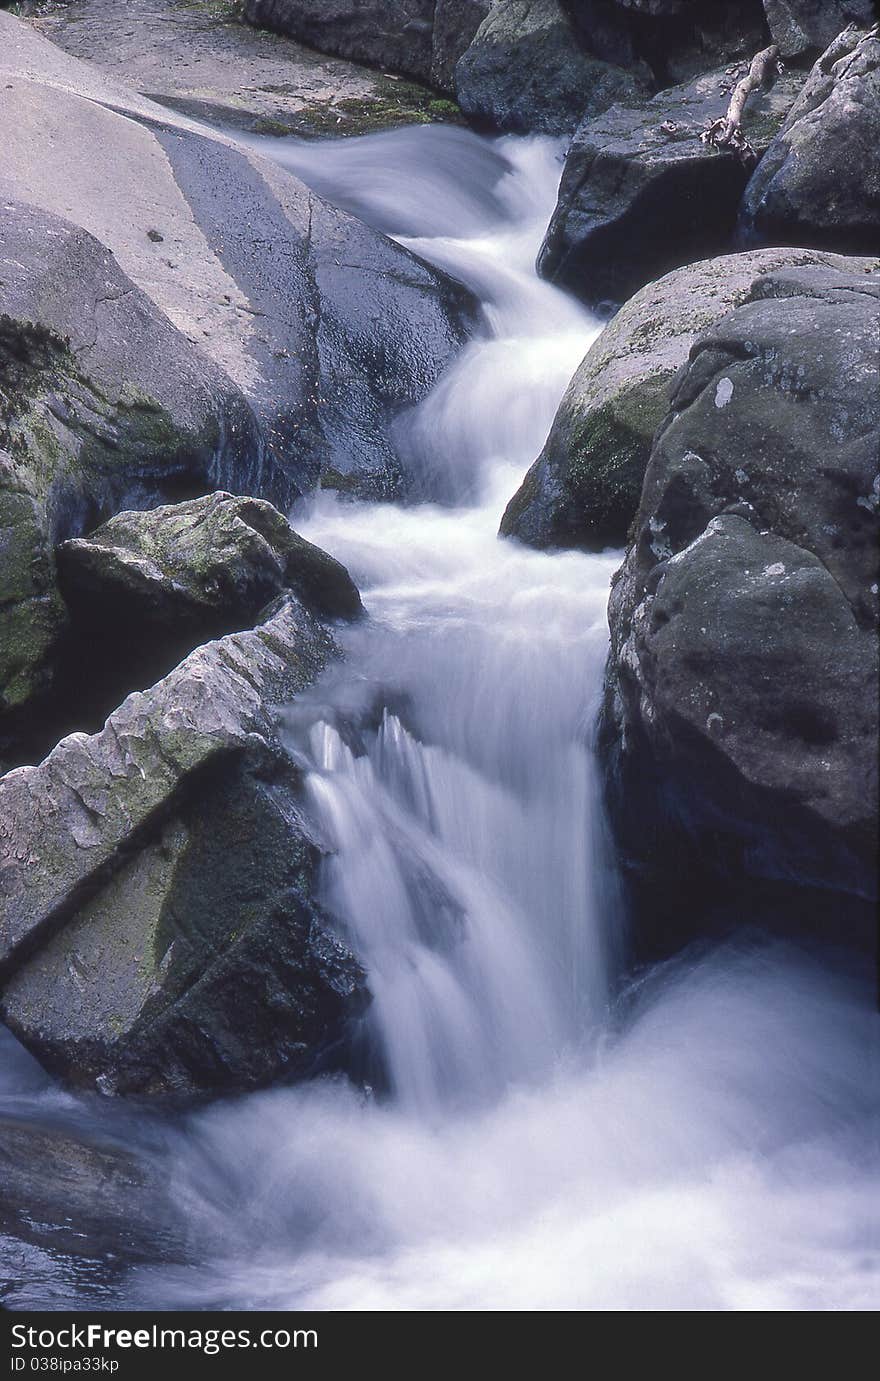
[{"left": 700, "top": 43, "right": 783, "bottom": 166}]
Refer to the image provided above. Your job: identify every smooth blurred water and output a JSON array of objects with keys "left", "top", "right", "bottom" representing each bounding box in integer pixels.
[{"left": 1, "top": 125, "right": 877, "bottom": 1312}]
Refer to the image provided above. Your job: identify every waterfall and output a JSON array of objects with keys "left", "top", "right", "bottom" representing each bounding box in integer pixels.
[
  {"left": 259, "top": 127, "right": 622, "bottom": 1112},
  {"left": 2, "top": 126, "right": 875, "bottom": 1314}
]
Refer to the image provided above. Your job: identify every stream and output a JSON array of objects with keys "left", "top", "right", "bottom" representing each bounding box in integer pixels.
[{"left": 1, "top": 126, "right": 876, "bottom": 1312}]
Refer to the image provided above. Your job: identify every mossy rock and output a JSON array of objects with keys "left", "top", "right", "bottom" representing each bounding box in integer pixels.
[
  {"left": 0, "top": 201, "right": 266, "bottom": 766},
  {"left": 501, "top": 246, "right": 880, "bottom": 553}
]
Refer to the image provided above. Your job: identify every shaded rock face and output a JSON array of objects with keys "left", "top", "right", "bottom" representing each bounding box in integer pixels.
[
  {"left": 740, "top": 26, "right": 880, "bottom": 256},
  {"left": 0, "top": 200, "right": 267, "bottom": 766},
  {"left": 455, "top": 0, "right": 648, "bottom": 136},
  {"left": 762, "top": 1, "right": 878, "bottom": 58},
  {"left": 501, "top": 247, "right": 877, "bottom": 551},
  {"left": 538, "top": 65, "right": 804, "bottom": 308},
  {"left": 602, "top": 265, "right": 879, "bottom": 952},
  {"left": 243, "top": 0, "right": 772, "bottom": 112},
  {"left": 244, "top": 0, "right": 437, "bottom": 83},
  {"left": 0, "top": 597, "right": 367, "bottom": 1098},
  {"left": 55, "top": 492, "right": 362, "bottom": 739},
  {"left": 432, "top": 0, "right": 493, "bottom": 88},
  {"left": 0, "top": 15, "right": 476, "bottom": 508},
  {"left": 575, "top": 1, "right": 770, "bottom": 87}
]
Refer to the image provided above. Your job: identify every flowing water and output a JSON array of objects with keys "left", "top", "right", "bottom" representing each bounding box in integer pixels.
[{"left": 1, "top": 127, "right": 877, "bottom": 1312}]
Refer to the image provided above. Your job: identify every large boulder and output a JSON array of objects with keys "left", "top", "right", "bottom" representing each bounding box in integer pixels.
[
  {"left": 0, "top": 13, "right": 476, "bottom": 504},
  {"left": 0, "top": 200, "right": 267, "bottom": 767},
  {"left": 596, "top": 1, "right": 771, "bottom": 86},
  {"left": 54, "top": 491, "right": 362, "bottom": 742},
  {"left": 454, "top": 0, "right": 648, "bottom": 136},
  {"left": 432, "top": 0, "right": 493, "bottom": 88},
  {"left": 243, "top": 0, "right": 437, "bottom": 83},
  {"left": 538, "top": 64, "right": 804, "bottom": 307},
  {"left": 0, "top": 595, "right": 367, "bottom": 1097},
  {"left": 761, "top": 1, "right": 878, "bottom": 58},
  {"left": 739, "top": 26, "right": 880, "bottom": 256},
  {"left": 501, "top": 247, "right": 877, "bottom": 551},
  {"left": 602, "top": 264, "right": 879, "bottom": 952}
]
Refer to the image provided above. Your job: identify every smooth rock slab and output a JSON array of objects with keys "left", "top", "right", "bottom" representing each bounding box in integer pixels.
[
  {"left": 0, "top": 199, "right": 267, "bottom": 764},
  {"left": 0, "top": 12, "right": 476, "bottom": 502}
]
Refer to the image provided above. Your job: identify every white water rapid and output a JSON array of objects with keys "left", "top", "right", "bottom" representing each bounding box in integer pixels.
[{"left": 1, "top": 127, "right": 876, "bottom": 1313}]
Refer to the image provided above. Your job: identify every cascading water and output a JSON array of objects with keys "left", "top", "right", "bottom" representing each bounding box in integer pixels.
[
  {"left": 1, "top": 127, "right": 876, "bottom": 1313},
  {"left": 266, "top": 130, "right": 622, "bottom": 1113}
]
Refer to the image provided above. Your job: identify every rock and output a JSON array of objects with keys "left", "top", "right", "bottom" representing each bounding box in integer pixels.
[
  {"left": 501, "top": 247, "right": 877, "bottom": 550},
  {"left": 244, "top": 0, "right": 437, "bottom": 83},
  {"left": 585, "top": 1, "right": 771, "bottom": 87},
  {"left": 602, "top": 264, "right": 879, "bottom": 950},
  {"left": 59, "top": 492, "right": 363, "bottom": 630},
  {"left": 0, "top": 596, "right": 367, "bottom": 1097},
  {"left": 538, "top": 64, "right": 805, "bottom": 307},
  {"left": 0, "top": 1116, "right": 186, "bottom": 1263},
  {"left": 0, "top": 13, "right": 476, "bottom": 504},
  {"left": 455, "top": 0, "right": 648, "bottom": 137},
  {"left": 55, "top": 492, "right": 362, "bottom": 733},
  {"left": 762, "top": 1, "right": 878, "bottom": 58},
  {"left": 0, "top": 199, "right": 267, "bottom": 766},
  {"left": 432, "top": 0, "right": 493, "bottom": 88},
  {"left": 739, "top": 26, "right": 880, "bottom": 256},
  {"left": 32, "top": 0, "right": 451, "bottom": 140}
]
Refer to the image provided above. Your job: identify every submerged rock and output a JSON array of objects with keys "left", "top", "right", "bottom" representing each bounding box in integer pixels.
[
  {"left": 538, "top": 64, "right": 804, "bottom": 307},
  {"left": 0, "top": 1116, "right": 185, "bottom": 1263},
  {"left": 501, "top": 247, "right": 877, "bottom": 551},
  {"left": 740, "top": 26, "right": 880, "bottom": 256},
  {"left": 602, "top": 264, "right": 879, "bottom": 949},
  {"left": 455, "top": 0, "right": 647, "bottom": 136},
  {"left": 0, "top": 597, "right": 366, "bottom": 1097}
]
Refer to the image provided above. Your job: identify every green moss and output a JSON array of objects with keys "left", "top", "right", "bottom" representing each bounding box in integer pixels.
[
  {"left": 249, "top": 115, "right": 298, "bottom": 136},
  {"left": 565, "top": 374, "right": 673, "bottom": 544},
  {"left": 280, "top": 79, "right": 465, "bottom": 139}
]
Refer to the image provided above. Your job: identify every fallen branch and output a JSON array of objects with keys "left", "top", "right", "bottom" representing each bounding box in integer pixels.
[{"left": 700, "top": 43, "right": 783, "bottom": 166}]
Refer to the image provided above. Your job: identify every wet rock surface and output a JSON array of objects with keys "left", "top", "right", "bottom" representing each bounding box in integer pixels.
[
  {"left": 0, "top": 1114, "right": 186, "bottom": 1265},
  {"left": 1, "top": 14, "right": 477, "bottom": 509}
]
